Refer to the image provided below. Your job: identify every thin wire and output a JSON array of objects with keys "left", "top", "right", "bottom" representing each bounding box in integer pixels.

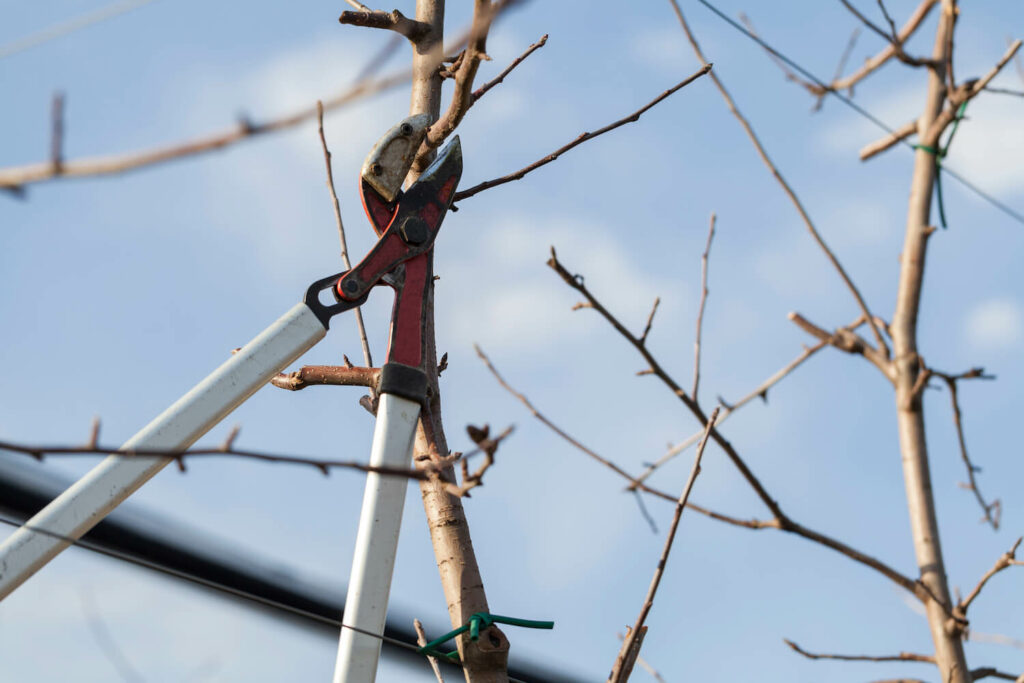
[
  {"left": 0, "top": 0, "right": 160, "bottom": 61},
  {"left": 694, "top": 0, "right": 1024, "bottom": 226},
  {"left": 0, "top": 513, "right": 530, "bottom": 682}
]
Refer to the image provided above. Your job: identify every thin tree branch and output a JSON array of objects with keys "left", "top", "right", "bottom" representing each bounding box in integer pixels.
[
  {"left": 414, "top": 618, "right": 447, "bottom": 683},
  {"left": 452, "top": 64, "right": 712, "bottom": 202},
  {"left": 0, "top": 434, "right": 431, "bottom": 480},
  {"left": 80, "top": 590, "right": 147, "bottom": 683},
  {"left": 970, "top": 669, "right": 1023, "bottom": 682},
  {"left": 474, "top": 344, "right": 768, "bottom": 530},
  {"left": 631, "top": 339, "right": 829, "bottom": 488},
  {"left": 860, "top": 119, "right": 918, "bottom": 161},
  {"left": 667, "top": 0, "right": 891, "bottom": 358},
  {"left": 447, "top": 424, "right": 514, "bottom": 497},
  {"left": 931, "top": 369, "right": 1000, "bottom": 529},
  {"left": 610, "top": 409, "right": 718, "bottom": 683},
  {"left": 788, "top": 311, "right": 895, "bottom": 380},
  {"left": 615, "top": 633, "right": 666, "bottom": 683},
  {"left": 415, "top": 0, "right": 529, "bottom": 169},
  {"left": 832, "top": 0, "right": 940, "bottom": 92},
  {"left": 271, "top": 365, "right": 380, "bottom": 391},
  {"left": 784, "top": 638, "right": 935, "bottom": 663},
  {"left": 51, "top": 92, "right": 65, "bottom": 172},
  {"left": 316, "top": 102, "right": 375, "bottom": 379},
  {"left": 471, "top": 34, "right": 547, "bottom": 101},
  {"left": 926, "top": 40, "right": 1023, "bottom": 144},
  {"left": 838, "top": 0, "right": 935, "bottom": 67},
  {"left": 692, "top": 214, "right": 715, "bottom": 400},
  {"left": 0, "top": 68, "right": 412, "bottom": 193},
  {"left": 638, "top": 297, "right": 661, "bottom": 348},
  {"left": 956, "top": 537, "right": 1022, "bottom": 617},
  {"left": 968, "top": 632, "right": 1024, "bottom": 651},
  {"left": 338, "top": 8, "right": 431, "bottom": 42},
  {"left": 478, "top": 325, "right": 920, "bottom": 599},
  {"left": 876, "top": 0, "right": 900, "bottom": 41}
]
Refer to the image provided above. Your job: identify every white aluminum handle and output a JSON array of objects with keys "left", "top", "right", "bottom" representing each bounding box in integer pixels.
[
  {"left": 0, "top": 302, "right": 327, "bottom": 600},
  {"left": 334, "top": 393, "right": 421, "bottom": 683}
]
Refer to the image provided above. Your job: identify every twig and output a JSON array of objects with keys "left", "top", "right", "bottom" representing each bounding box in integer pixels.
[
  {"left": 983, "top": 86, "right": 1024, "bottom": 97},
  {"left": 338, "top": 8, "right": 431, "bottom": 42},
  {"left": 969, "top": 667, "right": 1023, "bottom": 682},
  {"left": 788, "top": 311, "right": 895, "bottom": 381},
  {"left": 831, "top": 0, "right": 940, "bottom": 92},
  {"left": 448, "top": 424, "right": 514, "bottom": 497},
  {"left": 692, "top": 214, "right": 715, "bottom": 400},
  {"left": 638, "top": 297, "right": 661, "bottom": 347},
  {"left": 822, "top": 27, "right": 863, "bottom": 110},
  {"left": 956, "top": 538, "right": 1022, "bottom": 618},
  {"left": 80, "top": 590, "right": 147, "bottom": 683},
  {"left": 0, "top": 0, "right": 159, "bottom": 61},
  {"left": 415, "top": 0, "right": 528, "bottom": 169},
  {"left": 472, "top": 34, "right": 548, "bottom": 101},
  {"left": 316, "top": 102, "right": 374, "bottom": 377},
  {"left": 414, "top": 618, "right": 446, "bottom": 683},
  {"left": 609, "top": 627, "right": 646, "bottom": 683},
  {"left": 784, "top": 638, "right": 934, "bottom": 663},
  {"left": 838, "top": 0, "right": 934, "bottom": 67},
  {"left": 633, "top": 331, "right": 857, "bottom": 488},
  {"left": 932, "top": 369, "right": 1000, "bottom": 529},
  {"left": 51, "top": 92, "right": 65, "bottom": 172},
  {"left": 968, "top": 631, "right": 1024, "bottom": 651},
  {"left": 452, "top": 64, "right": 712, "bottom": 202},
  {"left": 545, "top": 249, "right": 925, "bottom": 599},
  {"left": 344, "top": 0, "right": 372, "bottom": 10},
  {"left": 271, "top": 365, "right": 380, "bottom": 391},
  {"left": 615, "top": 633, "right": 667, "bottom": 683},
  {"left": 476, "top": 341, "right": 922, "bottom": 598},
  {"left": 861, "top": 119, "right": 918, "bottom": 161},
  {"left": 668, "top": 0, "right": 890, "bottom": 358},
  {"left": 474, "top": 344, "right": 767, "bottom": 529},
  {"left": 609, "top": 409, "right": 718, "bottom": 683},
  {"left": 925, "top": 40, "right": 1024, "bottom": 144},
  {"left": 876, "top": 0, "right": 900, "bottom": 41},
  {"left": 0, "top": 434, "right": 431, "bottom": 480},
  {"left": 738, "top": 14, "right": 822, "bottom": 98}
]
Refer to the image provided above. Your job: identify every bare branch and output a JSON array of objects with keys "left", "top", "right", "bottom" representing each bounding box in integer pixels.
[
  {"left": 926, "top": 40, "right": 1024, "bottom": 144},
  {"left": 968, "top": 631, "right": 1024, "bottom": 651},
  {"left": 956, "top": 537, "right": 1022, "bottom": 617},
  {"left": 51, "top": 92, "right": 65, "bottom": 172},
  {"left": 0, "top": 68, "right": 411, "bottom": 193},
  {"left": 414, "top": 618, "right": 446, "bottom": 683},
  {"left": 631, "top": 339, "right": 831, "bottom": 488},
  {"left": 447, "top": 424, "right": 514, "bottom": 497},
  {"left": 478, "top": 312, "right": 920, "bottom": 599},
  {"left": 453, "top": 64, "right": 712, "bottom": 202},
  {"left": 271, "top": 365, "right": 380, "bottom": 391},
  {"left": 472, "top": 34, "right": 548, "bottom": 101},
  {"left": 316, "top": 102, "right": 375, "bottom": 382},
  {"left": 861, "top": 119, "right": 918, "bottom": 161},
  {"left": 785, "top": 638, "right": 934, "bottom": 663},
  {"left": 788, "top": 311, "right": 895, "bottom": 380},
  {"left": 832, "top": 0, "right": 940, "bottom": 91},
  {"left": 692, "top": 214, "right": 715, "bottom": 400},
  {"left": 610, "top": 409, "right": 718, "bottom": 683},
  {"left": 931, "top": 369, "right": 1000, "bottom": 529},
  {"left": 0, "top": 434, "right": 430, "bottom": 480},
  {"left": 638, "top": 297, "right": 661, "bottom": 347},
  {"left": 616, "top": 633, "right": 666, "bottom": 683},
  {"left": 668, "top": 0, "right": 891, "bottom": 357},
  {"left": 838, "top": 0, "right": 934, "bottom": 67},
  {"left": 876, "top": 0, "right": 900, "bottom": 41},
  {"left": 338, "top": 8, "right": 431, "bottom": 41},
  {"left": 970, "top": 668, "right": 1023, "bottom": 682}
]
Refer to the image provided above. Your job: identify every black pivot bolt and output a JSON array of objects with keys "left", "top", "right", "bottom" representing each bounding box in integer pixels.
[
  {"left": 399, "top": 216, "right": 428, "bottom": 245},
  {"left": 343, "top": 277, "right": 360, "bottom": 295}
]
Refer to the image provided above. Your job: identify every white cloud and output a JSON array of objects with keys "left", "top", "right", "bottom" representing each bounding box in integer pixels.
[{"left": 965, "top": 297, "right": 1024, "bottom": 351}]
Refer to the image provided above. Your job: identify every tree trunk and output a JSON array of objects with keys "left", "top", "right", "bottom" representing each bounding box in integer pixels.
[
  {"left": 407, "top": 1, "right": 510, "bottom": 680},
  {"left": 891, "top": 2, "right": 969, "bottom": 681}
]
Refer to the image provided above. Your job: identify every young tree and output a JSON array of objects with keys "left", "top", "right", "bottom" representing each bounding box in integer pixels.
[{"left": 0, "top": 1, "right": 1021, "bottom": 682}]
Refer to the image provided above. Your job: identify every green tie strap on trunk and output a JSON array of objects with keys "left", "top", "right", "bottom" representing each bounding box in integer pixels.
[
  {"left": 417, "top": 612, "right": 555, "bottom": 661},
  {"left": 913, "top": 101, "right": 969, "bottom": 229}
]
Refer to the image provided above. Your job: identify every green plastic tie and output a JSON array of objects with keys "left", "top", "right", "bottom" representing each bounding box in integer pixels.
[
  {"left": 912, "top": 101, "right": 968, "bottom": 229},
  {"left": 417, "top": 612, "right": 555, "bottom": 661}
]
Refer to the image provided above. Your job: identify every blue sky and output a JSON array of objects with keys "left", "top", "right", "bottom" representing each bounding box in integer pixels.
[{"left": 1, "top": 1, "right": 1023, "bottom": 681}]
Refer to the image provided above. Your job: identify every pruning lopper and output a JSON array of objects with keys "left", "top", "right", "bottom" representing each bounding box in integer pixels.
[{"left": 0, "top": 116, "right": 462, "bottom": 683}]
